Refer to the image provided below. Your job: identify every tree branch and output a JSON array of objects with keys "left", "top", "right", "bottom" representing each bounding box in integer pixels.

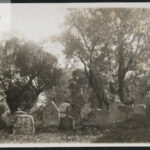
[{"left": 76, "top": 26, "right": 91, "bottom": 52}]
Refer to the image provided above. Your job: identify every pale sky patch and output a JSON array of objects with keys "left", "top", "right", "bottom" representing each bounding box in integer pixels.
[
  {"left": 11, "top": 4, "right": 67, "bottom": 67},
  {"left": 1, "top": 3, "right": 150, "bottom": 68},
  {"left": 0, "top": 4, "right": 11, "bottom": 39},
  {"left": 11, "top": 4, "right": 66, "bottom": 42}
]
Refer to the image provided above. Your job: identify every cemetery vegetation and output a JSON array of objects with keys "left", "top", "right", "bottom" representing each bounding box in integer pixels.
[{"left": 1, "top": 8, "right": 150, "bottom": 143}]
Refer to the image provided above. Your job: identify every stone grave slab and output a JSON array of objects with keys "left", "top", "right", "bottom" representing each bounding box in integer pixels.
[
  {"left": 13, "top": 114, "right": 35, "bottom": 135},
  {"left": 59, "top": 116, "right": 75, "bottom": 130},
  {"left": 42, "top": 100, "right": 60, "bottom": 127},
  {"left": 81, "top": 103, "right": 92, "bottom": 120}
]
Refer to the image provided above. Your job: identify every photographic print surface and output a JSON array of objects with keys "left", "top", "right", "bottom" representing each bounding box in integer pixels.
[{"left": 0, "top": 2, "right": 150, "bottom": 146}]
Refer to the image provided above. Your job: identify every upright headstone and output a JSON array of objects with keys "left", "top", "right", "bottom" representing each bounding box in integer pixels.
[
  {"left": 59, "top": 116, "right": 75, "bottom": 130},
  {"left": 133, "top": 104, "right": 146, "bottom": 116},
  {"left": 14, "top": 108, "right": 27, "bottom": 122},
  {"left": 91, "top": 109, "right": 110, "bottom": 126},
  {"left": 109, "top": 101, "right": 126, "bottom": 123},
  {"left": 29, "top": 92, "right": 47, "bottom": 128},
  {"left": 13, "top": 114, "right": 35, "bottom": 135},
  {"left": 59, "top": 102, "right": 70, "bottom": 118},
  {"left": 59, "top": 102, "right": 75, "bottom": 130},
  {"left": 30, "top": 106, "right": 43, "bottom": 128},
  {"left": 86, "top": 101, "right": 127, "bottom": 126},
  {"left": 108, "top": 101, "right": 120, "bottom": 123},
  {"left": 81, "top": 103, "right": 92, "bottom": 120},
  {"left": 70, "top": 103, "right": 81, "bottom": 125},
  {"left": 117, "top": 105, "right": 134, "bottom": 121},
  {"left": 42, "top": 100, "right": 60, "bottom": 127}
]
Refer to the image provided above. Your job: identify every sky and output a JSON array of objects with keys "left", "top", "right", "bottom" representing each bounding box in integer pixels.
[
  {"left": 0, "top": 4, "right": 11, "bottom": 38},
  {"left": 11, "top": 4, "right": 66, "bottom": 42},
  {"left": 0, "top": 4, "right": 67, "bottom": 67},
  {"left": 11, "top": 4, "right": 68, "bottom": 67},
  {"left": 1, "top": 3, "right": 150, "bottom": 39},
  {"left": 1, "top": 3, "right": 150, "bottom": 67}
]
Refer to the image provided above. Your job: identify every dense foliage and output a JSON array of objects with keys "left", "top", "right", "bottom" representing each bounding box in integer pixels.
[
  {"left": 59, "top": 8, "right": 150, "bottom": 108},
  {"left": 0, "top": 37, "right": 62, "bottom": 113}
]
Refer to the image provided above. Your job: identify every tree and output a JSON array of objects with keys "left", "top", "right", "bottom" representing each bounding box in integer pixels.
[
  {"left": 105, "top": 9, "right": 150, "bottom": 104},
  {"left": 0, "top": 37, "right": 61, "bottom": 113},
  {"left": 59, "top": 8, "right": 150, "bottom": 107},
  {"left": 48, "top": 68, "right": 71, "bottom": 106},
  {"left": 59, "top": 9, "right": 112, "bottom": 108}
]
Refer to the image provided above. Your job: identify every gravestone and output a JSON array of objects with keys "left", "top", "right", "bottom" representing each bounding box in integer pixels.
[
  {"left": 59, "top": 102, "right": 75, "bottom": 130},
  {"left": 13, "top": 114, "right": 35, "bottom": 135},
  {"left": 14, "top": 108, "right": 27, "bottom": 118},
  {"left": 90, "top": 109, "right": 110, "bottom": 125},
  {"left": 86, "top": 101, "right": 131, "bottom": 126},
  {"left": 30, "top": 106, "right": 43, "bottom": 128},
  {"left": 30, "top": 91, "right": 60, "bottom": 128},
  {"left": 117, "top": 105, "right": 134, "bottom": 121},
  {"left": 42, "top": 100, "right": 60, "bottom": 127},
  {"left": 59, "top": 116, "right": 75, "bottom": 130},
  {"left": 108, "top": 101, "right": 120, "bottom": 123},
  {"left": 59, "top": 102, "right": 71, "bottom": 118},
  {"left": 81, "top": 103, "right": 92, "bottom": 120},
  {"left": 70, "top": 103, "right": 81, "bottom": 125},
  {"left": 109, "top": 101, "right": 127, "bottom": 123},
  {"left": 109, "top": 101, "right": 136, "bottom": 123},
  {"left": 29, "top": 92, "right": 47, "bottom": 128},
  {"left": 88, "top": 101, "right": 125, "bottom": 126},
  {"left": 82, "top": 100, "right": 145, "bottom": 127},
  {"left": 133, "top": 104, "right": 146, "bottom": 116}
]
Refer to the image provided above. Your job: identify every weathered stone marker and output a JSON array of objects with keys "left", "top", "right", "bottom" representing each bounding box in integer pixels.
[
  {"left": 13, "top": 114, "right": 35, "bottom": 135},
  {"left": 81, "top": 103, "right": 92, "bottom": 120},
  {"left": 42, "top": 100, "right": 60, "bottom": 127},
  {"left": 70, "top": 103, "right": 81, "bottom": 125},
  {"left": 59, "top": 102, "right": 75, "bottom": 130},
  {"left": 59, "top": 116, "right": 75, "bottom": 130}
]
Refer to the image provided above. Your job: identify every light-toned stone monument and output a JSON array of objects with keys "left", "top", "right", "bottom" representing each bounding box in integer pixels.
[
  {"left": 81, "top": 102, "right": 92, "bottom": 120},
  {"left": 13, "top": 114, "right": 35, "bottom": 135},
  {"left": 58, "top": 102, "right": 75, "bottom": 130}
]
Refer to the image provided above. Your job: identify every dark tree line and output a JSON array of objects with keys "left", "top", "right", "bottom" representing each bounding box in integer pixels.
[
  {"left": 1, "top": 8, "right": 150, "bottom": 115},
  {"left": 0, "top": 37, "right": 62, "bottom": 113},
  {"left": 58, "top": 8, "right": 150, "bottom": 108}
]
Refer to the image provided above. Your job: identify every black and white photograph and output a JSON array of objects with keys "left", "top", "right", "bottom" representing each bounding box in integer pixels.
[{"left": 0, "top": 2, "right": 150, "bottom": 146}]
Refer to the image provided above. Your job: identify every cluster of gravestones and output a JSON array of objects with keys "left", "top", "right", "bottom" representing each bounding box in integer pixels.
[
  {"left": 10, "top": 99, "right": 149, "bottom": 135},
  {"left": 12, "top": 101, "right": 75, "bottom": 135},
  {"left": 81, "top": 101, "right": 146, "bottom": 126}
]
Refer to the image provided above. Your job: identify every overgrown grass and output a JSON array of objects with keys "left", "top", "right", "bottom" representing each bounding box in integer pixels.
[
  {"left": 94, "top": 114, "right": 150, "bottom": 143},
  {"left": 0, "top": 115, "right": 150, "bottom": 143},
  {"left": 0, "top": 129, "right": 98, "bottom": 143}
]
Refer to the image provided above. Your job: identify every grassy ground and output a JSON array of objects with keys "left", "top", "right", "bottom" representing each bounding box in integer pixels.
[
  {"left": 0, "top": 130, "right": 98, "bottom": 143},
  {"left": 0, "top": 115, "right": 150, "bottom": 143}
]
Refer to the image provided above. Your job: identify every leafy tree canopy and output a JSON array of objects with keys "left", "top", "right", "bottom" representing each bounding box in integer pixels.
[{"left": 0, "top": 37, "right": 62, "bottom": 113}]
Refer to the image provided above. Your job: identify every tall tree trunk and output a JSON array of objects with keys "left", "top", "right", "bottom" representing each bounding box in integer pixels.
[
  {"left": 88, "top": 69, "right": 104, "bottom": 108},
  {"left": 118, "top": 42, "right": 126, "bottom": 103},
  {"left": 84, "top": 65, "right": 105, "bottom": 108},
  {"left": 95, "top": 88, "right": 103, "bottom": 108},
  {"left": 118, "top": 74, "right": 125, "bottom": 103}
]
